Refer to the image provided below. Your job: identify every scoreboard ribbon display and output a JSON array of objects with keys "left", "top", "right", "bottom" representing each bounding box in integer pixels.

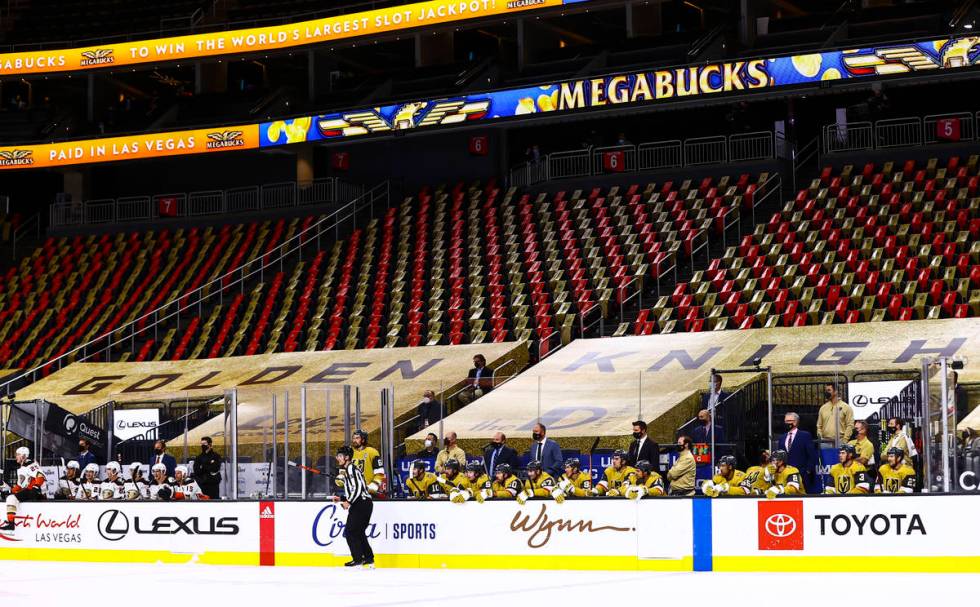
[
  {"left": 0, "top": 0, "right": 585, "bottom": 76},
  {"left": 2, "top": 36, "right": 978, "bottom": 169}
]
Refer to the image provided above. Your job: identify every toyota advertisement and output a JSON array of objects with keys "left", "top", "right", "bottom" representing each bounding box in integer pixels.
[{"left": 712, "top": 495, "right": 979, "bottom": 567}]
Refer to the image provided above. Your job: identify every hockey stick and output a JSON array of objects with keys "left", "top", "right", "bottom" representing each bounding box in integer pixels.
[{"left": 287, "top": 460, "right": 335, "bottom": 477}]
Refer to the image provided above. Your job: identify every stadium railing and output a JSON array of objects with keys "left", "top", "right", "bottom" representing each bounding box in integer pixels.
[
  {"left": 822, "top": 110, "right": 978, "bottom": 154},
  {"left": 508, "top": 131, "right": 775, "bottom": 187},
  {"left": 49, "top": 177, "right": 363, "bottom": 228}
]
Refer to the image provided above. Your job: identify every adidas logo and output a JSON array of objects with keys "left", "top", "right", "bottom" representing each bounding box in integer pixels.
[{"left": 260, "top": 506, "right": 274, "bottom": 519}]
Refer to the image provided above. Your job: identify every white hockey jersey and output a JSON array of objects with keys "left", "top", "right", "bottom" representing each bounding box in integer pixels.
[
  {"left": 98, "top": 478, "right": 125, "bottom": 500},
  {"left": 124, "top": 478, "right": 150, "bottom": 500},
  {"left": 56, "top": 476, "right": 81, "bottom": 500},
  {"left": 15, "top": 459, "right": 45, "bottom": 490},
  {"left": 76, "top": 478, "right": 101, "bottom": 500},
  {"left": 148, "top": 478, "right": 175, "bottom": 500},
  {"left": 173, "top": 478, "right": 206, "bottom": 500}
]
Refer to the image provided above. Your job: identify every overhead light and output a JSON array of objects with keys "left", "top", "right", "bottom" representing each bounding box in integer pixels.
[{"left": 965, "top": 23, "right": 974, "bottom": 29}]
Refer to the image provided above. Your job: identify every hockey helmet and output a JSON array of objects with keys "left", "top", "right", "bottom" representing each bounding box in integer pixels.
[
  {"left": 838, "top": 443, "right": 857, "bottom": 457},
  {"left": 635, "top": 460, "right": 654, "bottom": 473},
  {"left": 84, "top": 462, "right": 100, "bottom": 474},
  {"left": 336, "top": 445, "right": 354, "bottom": 458},
  {"left": 411, "top": 460, "right": 428, "bottom": 471},
  {"left": 444, "top": 459, "right": 461, "bottom": 472},
  {"left": 771, "top": 450, "right": 789, "bottom": 464},
  {"left": 563, "top": 457, "right": 581, "bottom": 470},
  {"left": 464, "top": 461, "right": 483, "bottom": 474},
  {"left": 494, "top": 463, "right": 512, "bottom": 476},
  {"left": 105, "top": 461, "right": 121, "bottom": 474},
  {"left": 66, "top": 460, "right": 80, "bottom": 470},
  {"left": 151, "top": 463, "right": 167, "bottom": 473},
  {"left": 526, "top": 460, "right": 543, "bottom": 472},
  {"left": 174, "top": 465, "right": 189, "bottom": 477},
  {"left": 886, "top": 447, "right": 905, "bottom": 459},
  {"left": 718, "top": 455, "right": 737, "bottom": 468}
]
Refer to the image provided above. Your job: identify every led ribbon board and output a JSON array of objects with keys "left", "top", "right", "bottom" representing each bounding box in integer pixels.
[
  {"left": 1, "top": 36, "right": 977, "bottom": 169},
  {"left": 0, "top": 0, "right": 585, "bottom": 76}
]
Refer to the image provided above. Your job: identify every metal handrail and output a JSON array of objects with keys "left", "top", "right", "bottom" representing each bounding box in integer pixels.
[
  {"left": 578, "top": 302, "right": 603, "bottom": 339},
  {"left": 50, "top": 177, "right": 358, "bottom": 228},
  {"left": 617, "top": 276, "right": 643, "bottom": 321},
  {"left": 1, "top": 181, "right": 389, "bottom": 396},
  {"left": 823, "top": 109, "right": 980, "bottom": 154},
  {"left": 11, "top": 212, "right": 40, "bottom": 259}
]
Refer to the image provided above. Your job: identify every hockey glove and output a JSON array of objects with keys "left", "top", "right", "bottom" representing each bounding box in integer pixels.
[
  {"left": 550, "top": 488, "right": 566, "bottom": 504},
  {"left": 516, "top": 490, "right": 530, "bottom": 505}
]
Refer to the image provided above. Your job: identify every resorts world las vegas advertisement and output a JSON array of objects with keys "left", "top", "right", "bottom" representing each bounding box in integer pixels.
[{"left": 1, "top": 36, "right": 978, "bottom": 169}]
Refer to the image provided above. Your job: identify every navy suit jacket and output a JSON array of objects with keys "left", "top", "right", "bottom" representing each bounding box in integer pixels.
[
  {"left": 690, "top": 423, "right": 726, "bottom": 445},
  {"left": 777, "top": 429, "right": 818, "bottom": 491},
  {"left": 77, "top": 451, "right": 98, "bottom": 470},
  {"left": 529, "top": 439, "right": 563, "bottom": 478},
  {"left": 700, "top": 390, "right": 732, "bottom": 410}
]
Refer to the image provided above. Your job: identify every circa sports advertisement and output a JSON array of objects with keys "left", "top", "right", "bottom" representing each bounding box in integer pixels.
[{"left": 2, "top": 35, "right": 977, "bottom": 169}]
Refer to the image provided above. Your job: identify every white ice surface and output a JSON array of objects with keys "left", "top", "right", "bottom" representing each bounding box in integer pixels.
[{"left": 1, "top": 560, "right": 974, "bottom": 606}]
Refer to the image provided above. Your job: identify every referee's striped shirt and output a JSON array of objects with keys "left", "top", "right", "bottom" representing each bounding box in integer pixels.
[{"left": 342, "top": 463, "right": 371, "bottom": 502}]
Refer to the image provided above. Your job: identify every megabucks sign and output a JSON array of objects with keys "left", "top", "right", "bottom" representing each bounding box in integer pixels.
[{"left": 2, "top": 36, "right": 978, "bottom": 169}]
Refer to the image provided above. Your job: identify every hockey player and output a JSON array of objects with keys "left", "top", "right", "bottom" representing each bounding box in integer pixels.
[
  {"left": 875, "top": 447, "right": 917, "bottom": 494},
  {"left": 99, "top": 461, "right": 125, "bottom": 500},
  {"left": 450, "top": 462, "right": 492, "bottom": 503},
  {"left": 148, "top": 462, "right": 175, "bottom": 500},
  {"left": 1, "top": 447, "right": 46, "bottom": 533},
  {"left": 592, "top": 449, "right": 636, "bottom": 497},
  {"left": 405, "top": 460, "right": 443, "bottom": 499},
  {"left": 624, "top": 460, "right": 666, "bottom": 499},
  {"left": 77, "top": 462, "right": 101, "bottom": 500},
  {"left": 350, "top": 430, "right": 386, "bottom": 496},
  {"left": 765, "top": 450, "right": 805, "bottom": 498},
  {"left": 125, "top": 462, "right": 150, "bottom": 500},
  {"left": 557, "top": 457, "right": 592, "bottom": 498},
  {"left": 825, "top": 444, "right": 870, "bottom": 495},
  {"left": 491, "top": 463, "right": 522, "bottom": 499},
  {"left": 701, "top": 455, "right": 747, "bottom": 497},
  {"left": 55, "top": 461, "right": 81, "bottom": 500},
  {"left": 435, "top": 459, "right": 465, "bottom": 495},
  {"left": 173, "top": 465, "right": 208, "bottom": 500},
  {"left": 737, "top": 451, "right": 773, "bottom": 496},
  {"left": 517, "top": 460, "right": 564, "bottom": 504}
]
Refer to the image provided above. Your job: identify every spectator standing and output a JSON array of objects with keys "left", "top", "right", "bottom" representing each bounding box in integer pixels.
[
  {"left": 884, "top": 417, "right": 916, "bottom": 466},
  {"left": 417, "top": 390, "right": 443, "bottom": 431},
  {"left": 191, "top": 436, "right": 223, "bottom": 500},
  {"left": 953, "top": 371, "right": 970, "bottom": 423},
  {"left": 667, "top": 436, "right": 696, "bottom": 496},
  {"left": 817, "top": 383, "right": 854, "bottom": 444},
  {"left": 458, "top": 355, "right": 494, "bottom": 405},
  {"left": 434, "top": 432, "right": 467, "bottom": 474},
  {"left": 701, "top": 374, "right": 731, "bottom": 411},
  {"left": 483, "top": 432, "right": 520, "bottom": 477},
  {"left": 528, "top": 423, "right": 562, "bottom": 478}
]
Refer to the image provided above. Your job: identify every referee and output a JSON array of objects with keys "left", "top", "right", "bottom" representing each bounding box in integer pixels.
[{"left": 333, "top": 445, "right": 375, "bottom": 568}]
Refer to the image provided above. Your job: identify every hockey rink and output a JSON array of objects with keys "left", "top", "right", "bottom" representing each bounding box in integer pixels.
[{"left": 2, "top": 560, "right": 974, "bottom": 605}]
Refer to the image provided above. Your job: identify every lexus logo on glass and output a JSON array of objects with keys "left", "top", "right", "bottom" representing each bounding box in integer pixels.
[{"left": 97, "top": 510, "right": 239, "bottom": 541}]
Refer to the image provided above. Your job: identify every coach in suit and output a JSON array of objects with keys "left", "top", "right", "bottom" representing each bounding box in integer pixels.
[
  {"left": 778, "top": 412, "right": 819, "bottom": 493},
  {"left": 528, "top": 423, "right": 563, "bottom": 478},
  {"left": 458, "top": 354, "right": 495, "bottom": 406},
  {"left": 627, "top": 421, "right": 659, "bottom": 471},
  {"left": 152, "top": 439, "right": 177, "bottom": 477},
  {"left": 483, "top": 432, "right": 520, "bottom": 476},
  {"left": 701, "top": 374, "right": 732, "bottom": 411}
]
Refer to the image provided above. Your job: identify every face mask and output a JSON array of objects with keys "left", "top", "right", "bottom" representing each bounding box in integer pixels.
[
  {"left": 825, "top": 390, "right": 833, "bottom": 398},
  {"left": 785, "top": 423, "right": 794, "bottom": 431},
  {"left": 444, "top": 439, "right": 451, "bottom": 447},
  {"left": 700, "top": 418, "right": 709, "bottom": 425},
  {"left": 424, "top": 439, "right": 433, "bottom": 448},
  {"left": 532, "top": 432, "right": 542, "bottom": 441},
  {"left": 422, "top": 397, "right": 431, "bottom": 403},
  {"left": 887, "top": 427, "right": 897, "bottom": 435},
  {"left": 201, "top": 445, "right": 208, "bottom": 452},
  {"left": 154, "top": 448, "right": 163, "bottom": 455},
  {"left": 632, "top": 431, "right": 642, "bottom": 440},
  {"left": 492, "top": 441, "right": 502, "bottom": 449}
]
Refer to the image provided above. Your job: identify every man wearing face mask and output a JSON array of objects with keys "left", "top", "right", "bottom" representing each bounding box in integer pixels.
[
  {"left": 483, "top": 432, "right": 520, "bottom": 477},
  {"left": 415, "top": 433, "right": 439, "bottom": 459},
  {"left": 151, "top": 440, "right": 177, "bottom": 478},
  {"left": 191, "top": 436, "right": 223, "bottom": 500},
  {"left": 77, "top": 438, "right": 99, "bottom": 471},
  {"left": 817, "top": 383, "right": 854, "bottom": 444},
  {"left": 417, "top": 390, "right": 443, "bottom": 431},
  {"left": 777, "top": 412, "right": 818, "bottom": 493},
  {"left": 883, "top": 417, "right": 916, "bottom": 467},
  {"left": 458, "top": 354, "right": 495, "bottom": 406},
  {"left": 529, "top": 423, "right": 563, "bottom": 478},
  {"left": 626, "top": 421, "right": 658, "bottom": 471},
  {"left": 434, "top": 432, "right": 467, "bottom": 475}
]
